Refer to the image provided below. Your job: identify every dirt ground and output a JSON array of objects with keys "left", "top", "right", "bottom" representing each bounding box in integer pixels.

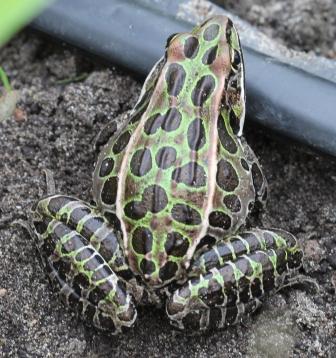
[{"left": 0, "top": 0, "right": 335, "bottom": 357}]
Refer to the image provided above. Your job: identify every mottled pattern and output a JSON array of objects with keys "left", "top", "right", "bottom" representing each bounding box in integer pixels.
[{"left": 30, "top": 15, "right": 303, "bottom": 333}]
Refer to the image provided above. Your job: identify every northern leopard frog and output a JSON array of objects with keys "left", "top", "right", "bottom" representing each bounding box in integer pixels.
[{"left": 31, "top": 15, "right": 303, "bottom": 333}]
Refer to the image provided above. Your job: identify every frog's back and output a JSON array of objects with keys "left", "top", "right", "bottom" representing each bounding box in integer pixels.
[{"left": 94, "top": 16, "right": 255, "bottom": 287}]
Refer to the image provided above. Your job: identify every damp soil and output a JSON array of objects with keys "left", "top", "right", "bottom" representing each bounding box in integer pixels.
[{"left": 0, "top": 0, "right": 335, "bottom": 357}]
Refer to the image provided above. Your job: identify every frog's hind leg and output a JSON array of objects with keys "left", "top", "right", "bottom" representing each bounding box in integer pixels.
[
  {"left": 166, "top": 228, "right": 303, "bottom": 331},
  {"left": 31, "top": 194, "right": 138, "bottom": 333}
]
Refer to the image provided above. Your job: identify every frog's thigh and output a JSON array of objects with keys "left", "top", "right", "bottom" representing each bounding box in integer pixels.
[
  {"left": 166, "top": 228, "right": 303, "bottom": 331},
  {"left": 32, "top": 195, "right": 137, "bottom": 333}
]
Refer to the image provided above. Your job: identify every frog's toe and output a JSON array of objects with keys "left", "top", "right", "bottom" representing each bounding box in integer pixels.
[{"left": 31, "top": 194, "right": 137, "bottom": 333}]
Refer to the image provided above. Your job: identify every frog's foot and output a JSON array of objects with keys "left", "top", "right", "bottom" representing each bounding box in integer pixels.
[
  {"left": 166, "top": 228, "right": 303, "bottom": 331},
  {"left": 31, "top": 194, "right": 137, "bottom": 333}
]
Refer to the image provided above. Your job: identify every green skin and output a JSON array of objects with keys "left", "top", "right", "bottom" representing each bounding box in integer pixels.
[{"left": 31, "top": 15, "right": 303, "bottom": 333}]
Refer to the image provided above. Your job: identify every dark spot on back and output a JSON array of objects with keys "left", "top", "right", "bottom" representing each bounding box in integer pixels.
[
  {"left": 172, "top": 162, "right": 206, "bottom": 188},
  {"left": 124, "top": 184, "right": 168, "bottom": 219},
  {"left": 130, "top": 148, "right": 152, "bottom": 177},
  {"left": 124, "top": 201, "right": 146, "bottom": 220},
  {"left": 99, "top": 157, "right": 115, "bottom": 177},
  {"left": 251, "top": 163, "right": 264, "bottom": 194},
  {"left": 165, "top": 63, "right": 186, "bottom": 97},
  {"left": 229, "top": 109, "right": 240, "bottom": 135},
  {"left": 184, "top": 36, "right": 199, "bottom": 59},
  {"left": 162, "top": 108, "right": 182, "bottom": 132},
  {"left": 241, "top": 158, "right": 249, "bottom": 171},
  {"left": 202, "top": 45, "right": 218, "bottom": 65},
  {"left": 223, "top": 194, "right": 241, "bottom": 212},
  {"left": 101, "top": 176, "right": 118, "bottom": 205},
  {"left": 129, "top": 109, "right": 143, "bottom": 124},
  {"left": 155, "top": 146, "right": 177, "bottom": 169},
  {"left": 113, "top": 131, "right": 131, "bottom": 154},
  {"left": 191, "top": 75, "right": 216, "bottom": 107},
  {"left": 171, "top": 203, "right": 201, "bottom": 225},
  {"left": 217, "top": 116, "right": 237, "bottom": 154},
  {"left": 140, "top": 258, "right": 156, "bottom": 275},
  {"left": 187, "top": 118, "right": 206, "bottom": 151},
  {"left": 203, "top": 24, "right": 220, "bottom": 41},
  {"left": 216, "top": 159, "right": 239, "bottom": 192},
  {"left": 209, "top": 211, "right": 231, "bottom": 230},
  {"left": 132, "top": 227, "right": 153, "bottom": 255},
  {"left": 142, "top": 185, "right": 168, "bottom": 213},
  {"left": 144, "top": 113, "right": 164, "bottom": 135},
  {"left": 159, "top": 261, "right": 178, "bottom": 281},
  {"left": 165, "top": 232, "right": 189, "bottom": 257}
]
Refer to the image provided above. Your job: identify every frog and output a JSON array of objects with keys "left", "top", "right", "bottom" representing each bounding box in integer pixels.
[{"left": 30, "top": 15, "right": 303, "bottom": 333}]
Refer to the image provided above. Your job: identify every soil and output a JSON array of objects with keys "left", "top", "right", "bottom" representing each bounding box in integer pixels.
[{"left": 0, "top": 0, "right": 335, "bottom": 357}]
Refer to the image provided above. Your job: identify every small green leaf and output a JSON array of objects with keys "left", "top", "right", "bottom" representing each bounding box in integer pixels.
[
  {"left": 0, "top": 0, "right": 52, "bottom": 47},
  {"left": 0, "top": 67, "right": 12, "bottom": 92}
]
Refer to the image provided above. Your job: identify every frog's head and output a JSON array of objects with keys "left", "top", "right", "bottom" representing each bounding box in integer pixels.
[{"left": 164, "top": 15, "right": 246, "bottom": 136}]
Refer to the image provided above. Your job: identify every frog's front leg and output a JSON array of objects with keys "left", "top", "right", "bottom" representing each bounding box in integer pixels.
[
  {"left": 31, "top": 195, "right": 138, "bottom": 333},
  {"left": 166, "top": 228, "right": 303, "bottom": 331}
]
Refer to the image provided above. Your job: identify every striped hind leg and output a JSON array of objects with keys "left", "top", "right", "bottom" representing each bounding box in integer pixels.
[
  {"left": 166, "top": 228, "right": 303, "bottom": 331},
  {"left": 31, "top": 194, "right": 139, "bottom": 333}
]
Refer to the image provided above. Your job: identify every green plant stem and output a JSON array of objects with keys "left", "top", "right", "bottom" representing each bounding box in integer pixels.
[{"left": 0, "top": 67, "right": 12, "bottom": 92}]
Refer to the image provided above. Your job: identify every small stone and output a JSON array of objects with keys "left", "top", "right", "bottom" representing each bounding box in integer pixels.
[
  {"left": 304, "top": 240, "right": 324, "bottom": 262},
  {"left": 0, "top": 288, "right": 7, "bottom": 297},
  {"left": 14, "top": 108, "right": 27, "bottom": 123}
]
